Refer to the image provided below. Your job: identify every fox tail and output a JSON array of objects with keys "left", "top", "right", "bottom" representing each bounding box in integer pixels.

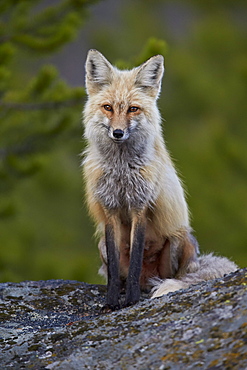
[{"left": 151, "top": 253, "right": 238, "bottom": 298}]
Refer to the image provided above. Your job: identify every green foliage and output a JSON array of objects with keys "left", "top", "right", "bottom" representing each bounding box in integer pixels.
[
  {"left": 115, "top": 37, "right": 169, "bottom": 69},
  {"left": 0, "top": 0, "right": 97, "bottom": 282},
  {"left": 0, "top": 0, "right": 91, "bottom": 216},
  {"left": 135, "top": 37, "right": 169, "bottom": 65},
  {"left": 162, "top": 12, "right": 247, "bottom": 264},
  {"left": 3, "top": 0, "right": 91, "bottom": 53},
  {"left": 0, "top": 0, "right": 246, "bottom": 284}
]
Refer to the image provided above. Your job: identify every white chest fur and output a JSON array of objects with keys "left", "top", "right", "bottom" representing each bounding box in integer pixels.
[{"left": 94, "top": 140, "right": 156, "bottom": 211}]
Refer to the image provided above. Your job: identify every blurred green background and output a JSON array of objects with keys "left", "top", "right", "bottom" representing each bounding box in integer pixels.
[{"left": 0, "top": 0, "right": 246, "bottom": 284}]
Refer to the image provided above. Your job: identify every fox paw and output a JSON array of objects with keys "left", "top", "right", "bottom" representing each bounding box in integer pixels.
[{"left": 151, "top": 278, "right": 188, "bottom": 298}]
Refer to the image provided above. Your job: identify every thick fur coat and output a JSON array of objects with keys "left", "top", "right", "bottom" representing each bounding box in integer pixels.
[{"left": 82, "top": 49, "right": 237, "bottom": 309}]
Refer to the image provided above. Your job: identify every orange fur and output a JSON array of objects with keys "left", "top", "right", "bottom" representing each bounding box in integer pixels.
[{"left": 83, "top": 50, "right": 199, "bottom": 306}]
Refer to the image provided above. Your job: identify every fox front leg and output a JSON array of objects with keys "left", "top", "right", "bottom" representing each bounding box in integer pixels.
[
  {"left": 125, "top": 211, "right": 146, "bottom": 307},
  {"left": 104, "top": 217, "right": 121, "bottom": 311}
]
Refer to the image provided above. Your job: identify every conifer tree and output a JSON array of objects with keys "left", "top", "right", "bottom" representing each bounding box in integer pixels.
[{"left": 0, "top": 0, "right": 97, "bottom": 217}]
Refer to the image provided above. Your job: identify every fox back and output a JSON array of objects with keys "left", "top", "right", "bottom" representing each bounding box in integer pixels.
[{"left": 83, "top": 50, "right": 199, "bottom": 310}]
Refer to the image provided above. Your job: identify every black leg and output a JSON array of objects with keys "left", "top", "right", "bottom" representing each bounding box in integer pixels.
[
  {"left": 125, "top": 222, "right": 145, "bottom": 307},
  {"left": 104, "top": 223, "right": 120, "bottom": 311}
]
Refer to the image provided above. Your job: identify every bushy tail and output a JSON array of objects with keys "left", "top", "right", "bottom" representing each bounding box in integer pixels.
[{"left": 151, "top": 253, "right": 238, "bottom": 298}]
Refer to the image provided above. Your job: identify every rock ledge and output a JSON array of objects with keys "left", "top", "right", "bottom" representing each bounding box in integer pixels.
[{"left": 0, "top": 269, "right": 247, "bottom": 369}]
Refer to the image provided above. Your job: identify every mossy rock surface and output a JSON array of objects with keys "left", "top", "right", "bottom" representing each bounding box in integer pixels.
[{"left": 0, "top": 269, "right": 247, "bottom": 369}]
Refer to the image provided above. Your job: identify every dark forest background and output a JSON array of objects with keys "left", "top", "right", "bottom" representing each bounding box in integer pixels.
[{"left": 0, "top": 0, "right": 246, "bottom": 284}]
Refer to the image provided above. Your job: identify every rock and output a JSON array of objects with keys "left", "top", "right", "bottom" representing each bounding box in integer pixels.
[{"left": 0, "top": 269, "right": 247, "bottom": 369}]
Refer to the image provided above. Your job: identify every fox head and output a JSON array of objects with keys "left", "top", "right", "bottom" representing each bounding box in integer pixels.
[{"left": 83, "top": 49, "right": 164, "bottom": 145}]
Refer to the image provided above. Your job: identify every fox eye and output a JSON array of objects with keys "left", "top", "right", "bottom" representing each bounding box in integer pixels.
[
  {"left": 103, "top": 104, "right": 113, "bottom": 112},
  {"left": 128, "top": 106, "right": 139, "bottom": 113}
]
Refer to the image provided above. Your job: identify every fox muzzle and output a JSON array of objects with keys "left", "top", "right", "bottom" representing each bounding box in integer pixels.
[
  {"left": 113, "top": 129, "right": 124, "bottom": 139},
  {"left": 109, "top": 128, "right": 130, "bottom": 142}
]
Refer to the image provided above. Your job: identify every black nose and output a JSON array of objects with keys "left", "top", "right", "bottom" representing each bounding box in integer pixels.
[{"left": 113, "top": 129, "right": 124, "bottom": 139}]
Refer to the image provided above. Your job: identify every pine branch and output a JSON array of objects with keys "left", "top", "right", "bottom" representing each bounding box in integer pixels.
[{"left": 0, "top": 96, "right": 85, "bottom": 111}]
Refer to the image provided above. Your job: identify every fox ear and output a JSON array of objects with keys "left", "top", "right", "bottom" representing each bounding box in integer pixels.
[
  {"left": 85, "top": 49, "right": 113, "bottom": 95},
  {"left": 135, "top": 55, "right": 165, "bottom": 98}
]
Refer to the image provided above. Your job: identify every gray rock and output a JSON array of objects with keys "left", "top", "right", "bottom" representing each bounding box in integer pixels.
[{"left": 0, "top": 269, "right": 247, "bottom": 369}]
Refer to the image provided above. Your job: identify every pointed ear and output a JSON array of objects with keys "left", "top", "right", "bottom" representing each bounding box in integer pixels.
[
  {"left": 135, "top": 55, "right": 165, "bottom": 98},
  {"left": 85, "top": 49, "right": 113, "bottom": 95}
]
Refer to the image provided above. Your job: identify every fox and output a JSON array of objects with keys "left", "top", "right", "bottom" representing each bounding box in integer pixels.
[{"left": 82, "top": 49, "right": 238, "bottom": 310}]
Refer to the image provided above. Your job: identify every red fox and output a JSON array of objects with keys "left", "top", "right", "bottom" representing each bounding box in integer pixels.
[{"left": 82, "top": 49, "right": 238, "bottom": 310}]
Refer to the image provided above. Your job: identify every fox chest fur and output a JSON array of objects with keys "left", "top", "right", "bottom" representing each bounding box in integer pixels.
[{"left": 94, "top": 140, "right": 156, "bottom": 212}]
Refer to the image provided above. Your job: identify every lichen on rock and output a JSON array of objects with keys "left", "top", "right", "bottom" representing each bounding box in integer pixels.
[{"left": 0, "top": 269, "right": 247, "bottom": 369}]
